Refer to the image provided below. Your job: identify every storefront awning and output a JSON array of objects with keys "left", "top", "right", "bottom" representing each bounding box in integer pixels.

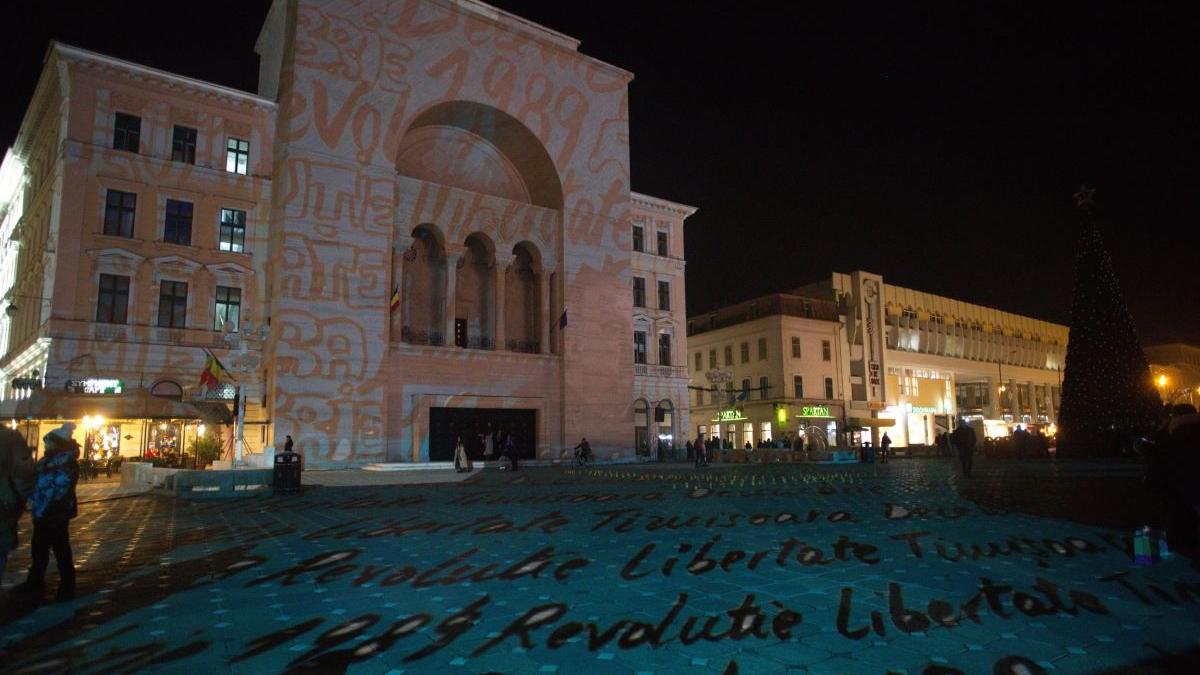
[
  {"left": 847, "top": 416, "right": 896, "bottom": 428},
  {"left": 0, "top": 389, "right": 232, "bottom": 424}
]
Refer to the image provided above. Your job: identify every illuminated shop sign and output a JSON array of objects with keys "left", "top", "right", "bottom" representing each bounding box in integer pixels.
[
  {"left": 712, "top": 410, "right": 748, "bottom": 422},
  {"left": 65, "top": 379, "right": 125, "bottom": 394},
  {"left": 10, "top": 377, "right": 41, "bottom": 390},
  {"left": 909, "top": 406, "right": 938, "bottom": 414},
  {"left": 799, "top": 405, "right": 832, "bottom": 418}
]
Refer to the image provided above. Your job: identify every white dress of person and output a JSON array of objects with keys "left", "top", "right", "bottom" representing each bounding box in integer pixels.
[{"left": 454, "top": 438, "right": 473, "bottom": 472}]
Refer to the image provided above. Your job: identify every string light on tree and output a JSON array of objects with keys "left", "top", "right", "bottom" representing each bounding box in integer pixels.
[{"left": 1056, "top": 187, "right": 1161, "bottom": 456}]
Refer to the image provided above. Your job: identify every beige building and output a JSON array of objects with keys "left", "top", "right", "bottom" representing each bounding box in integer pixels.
[
  {"left": 631, "top": 193, "right": 695, "bottom": 452},
  {"left": 687, "top": 294, "right": 847, "bottom": 449},
  {"left": 1146, "top": 343, "right": 1200, "bottom": 409}
]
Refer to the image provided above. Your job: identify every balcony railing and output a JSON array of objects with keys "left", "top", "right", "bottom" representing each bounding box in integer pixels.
[
  {"left": 634, "top": 363, "right": 687, "bottom": 378},
  {"left": 464, "top": 336, "right": 496, "bottom": 350},
  {"left": 401, "top": 326, "right": 444, "bottom": 346},
  {"left": 506, "top": 339, "right": 541, "bottom": 354}
]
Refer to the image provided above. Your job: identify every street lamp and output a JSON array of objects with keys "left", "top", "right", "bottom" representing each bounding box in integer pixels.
[
  {"left": 222, "top": 320, "right": 269, "bottom": 465},
  {"left": 997, "top": 349, "right": 1018, "bottom": 417},
  {"left": 4, "top": 293, "right": 53, "bottom": 317}
]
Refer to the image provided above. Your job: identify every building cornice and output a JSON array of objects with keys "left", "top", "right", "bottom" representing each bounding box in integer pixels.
[
  {"left": 52, "top": 43, "right": 277, "bottom": 112},
  {"left": 631, "top": 191, "right": 698, "bottom": 219}
]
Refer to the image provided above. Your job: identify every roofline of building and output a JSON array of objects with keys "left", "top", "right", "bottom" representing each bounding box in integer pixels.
[
  {"left": 631, "top": 191, "right": 698, "bottom": 218},
  {"left": 50, "top": 42, "right": 278, "bottom": 109}
]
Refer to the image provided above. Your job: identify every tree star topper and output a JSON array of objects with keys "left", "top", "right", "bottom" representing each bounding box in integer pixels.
[{"left": 1073, "top": 186, "right": 1095, "bottom": 209}]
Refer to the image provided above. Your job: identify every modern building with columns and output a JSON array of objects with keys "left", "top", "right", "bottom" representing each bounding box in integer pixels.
[
  {"left": 798, "top": 271, "right": 1068, "bottom": 446},
  {"left": 0, "top": 0, "right": 693, "bottom": 467},
  {"left": 687, "top": 271, "right": 1068, "bottom": 450}
]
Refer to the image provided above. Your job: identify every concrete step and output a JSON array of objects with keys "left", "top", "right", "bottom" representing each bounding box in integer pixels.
[{"left": 361, "top": 462, "right": 455, "bottom": 472}]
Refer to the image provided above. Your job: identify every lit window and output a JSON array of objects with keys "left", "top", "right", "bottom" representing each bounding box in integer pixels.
[
  {"left": 760, "top": 422, "right": 773, "bottom": 443},
  {"left": 113, "top": 113, "right": 141, "bottom": 153},
  {"left": 219, "top": 208, "right": 246, "bottom": 252},
  {"left": 226, "top": 137, "right": 249, "bottom": 175},
  {"left": 215, "top": 286, "right": 241, "bottom": 332}
]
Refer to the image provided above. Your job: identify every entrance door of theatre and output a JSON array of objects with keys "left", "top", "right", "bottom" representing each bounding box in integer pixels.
[{"left": 428, "top": 407, "right": 537, "bottom": 461}]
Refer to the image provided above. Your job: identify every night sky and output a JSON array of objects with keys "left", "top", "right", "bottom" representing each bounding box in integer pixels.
[{"left": 3, "top": 1, "right": 1196, "bottom": 344}]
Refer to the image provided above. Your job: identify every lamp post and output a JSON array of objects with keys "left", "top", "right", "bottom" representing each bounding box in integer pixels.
[
  {"left": 997, "top": 348, "right": 1018, "bottom": 418},
  {"left": 222, "top": 320, "right": 268, "bottom": 466}
]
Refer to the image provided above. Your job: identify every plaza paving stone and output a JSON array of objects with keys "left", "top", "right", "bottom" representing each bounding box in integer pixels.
[{"left": 1, "top": 458, "right": 1199, "bottom": 674}]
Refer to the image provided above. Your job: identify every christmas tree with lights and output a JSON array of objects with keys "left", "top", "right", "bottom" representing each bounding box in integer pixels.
[{"left": 1056, "top": 187, "right": 1162, "bottom": 457}]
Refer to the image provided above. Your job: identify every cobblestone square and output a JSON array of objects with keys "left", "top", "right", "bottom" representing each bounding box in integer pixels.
[{"left": 2, "top": 459, "right": 1199, "bottom": 674}]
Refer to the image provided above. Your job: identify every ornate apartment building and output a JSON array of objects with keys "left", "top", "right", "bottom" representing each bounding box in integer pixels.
[{"left": 0, "top": 0, "right": 691, "bottom": 467}]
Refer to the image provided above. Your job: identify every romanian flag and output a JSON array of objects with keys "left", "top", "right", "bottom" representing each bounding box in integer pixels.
[
  {"left": 199, "top": 351, "right": 228, "bottom": 391},
  {"left": 390, "top": 285, "right": 401, "bottom": 313}
]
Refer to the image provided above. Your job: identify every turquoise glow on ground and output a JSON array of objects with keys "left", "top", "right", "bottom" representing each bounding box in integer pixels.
[{"left": 2, "top": 460, "right": 1198, "bottom": 674}]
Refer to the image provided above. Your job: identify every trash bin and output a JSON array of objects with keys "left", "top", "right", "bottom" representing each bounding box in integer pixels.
[{"left": 274, "top": 451, "right": 302, "bottom": 494}]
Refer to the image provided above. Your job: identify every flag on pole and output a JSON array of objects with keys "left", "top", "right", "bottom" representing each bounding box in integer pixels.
[
  {"left": 198, "top": 351, "right": 229, "bottom": 392},
  {"left": 558, "top": 309, "right": 568, "bottom": 330},
  {"left": 390, "top": 285, "right": 401, "bottom": 313}
]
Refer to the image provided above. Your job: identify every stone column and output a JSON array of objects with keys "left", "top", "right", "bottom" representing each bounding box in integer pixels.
[
  {"left": 539, "top": 273, "right": 552, "bottom": 354},
  {"left": 493, "top": 259, "right": 508, "bottom": 350},
  {"left": 1008, "top": 379, "right": 1019, "bottom": 418},
  {"left": 985, "top": 376, "right": 999, "bottom": 419},
  {"left": 1046, "top": 384, "right": 1056, "bottom": 422},
  {"left": 444, "top": 252, "right": 461, "bottom": 345},
  {"left": 1027, "top": 382, "right": 1037, "bottom": 419}
]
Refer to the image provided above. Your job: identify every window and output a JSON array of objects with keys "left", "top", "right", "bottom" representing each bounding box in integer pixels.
[
  {"left": 791, "top": 336, "right": 801, "bottom": 358},
  {"left": 656, "top": 231, "right": 668, "bottom": 257},
  {"left": 95, "top": 274, "right": 130, "bottom": 324},
  {"left": 633, "top": 277, "right": 646, "bottom": 307},
  {"left": 822, "top": 340, "right": 832, "bottom": 361},
  {"left": 632, "top": 224, "right": 644, "bottom": 252},
  {"left": 157, "top": 281, "right": 188, "bottom": 328},
  {"left": 760, "top": 422, "right": 773, "bottom": 443},
  {"left": 741, "top": 378, "right": 750, "bottom": 398},
  {"left": 113, "top": 112, "right": 141, "bottom": 153},
  {"left": 658, "top": 333, "right": 672, "bottom": 366},
  {"left": 793, "top": 375, "right": 803, "bottom": 398},
  {"left": 219, "top": 208, "right": 246, "bottom": 252},
  {"left": 758, "top": 337, "right": 768, "bottom": 360},
  {"left": 708, "top": 349, "right": 716, "bottom": 369},
  {"left": 759, "top": 376, "right": 769, "bottom": 400},
  {"left": 724, "top": 345, "right": 733, "bottom": 366},
  {"left": 824, "top": 377, "right": 834, "bottom": 400},
  {"left": 657, "top": 280, "right": 670, "bottom": 310},
  {"left": 164, "top": 199, "right": 193, "bottom": 245},
  {"left": 739, "top": 342, "right": 749, "bottom": 363},
  {"left": 694, "top": 352, "right": 702, "bottom": 371},
  {"left": 172, "top": 125, "right": 197, "bottom": 164},
  {"left": 103, "top": 190, "right": 137, "bottom": 237},
  {"left": 226, "top": 137, "right": 249, "bottom": 175},
  {"left": 634, "top": 331, "right": 647, "bottom": 364},
  {"left": 214, "top": 286, "right": 241, "bottom": 332}
]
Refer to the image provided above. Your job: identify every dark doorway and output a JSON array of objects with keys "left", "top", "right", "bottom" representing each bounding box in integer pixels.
[{"left": 428, "top": 407, "right": 537, "bottom": 461}]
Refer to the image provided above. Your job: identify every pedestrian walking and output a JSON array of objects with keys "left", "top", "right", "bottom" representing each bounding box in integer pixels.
[
  {"left": 685, "top": 439, "right": 694, "bottom": 462},
  {"left": 16, "top": 423, "right": 81, "bottom": 602},
  {"left": 454, "top": 436, "right": 473, "bottom": 473},
  {"left": 505, "top": 434, "right": 518, "bottom": 472},
  {"left": 284, "top": 435, "right": 294, "bottom": 454},
  {"left": 880, "top": 432, "right": 892, "bottom": 464},
  {"left": 1, "top": 427, "right": 36, "bottom": 587},
  {"left": 694, "top": 435, "right": 706, "bottom": 468},
  {"left": 952, "top": 419, "right": 977, "bottom": 478},
  {"left": 936, "top": 431, "right": 950, "bottom": 457}
]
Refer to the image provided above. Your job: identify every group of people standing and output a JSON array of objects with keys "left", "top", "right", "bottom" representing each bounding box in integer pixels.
[
  {"left": 454, "top": 431, "right": 519, "bottom": 473},
  {"left": 1144, "top": 403, "right": 1200, "bottom": 557},
  {"left": 2, "top": 423, "right": 82, "bottom": 605}
]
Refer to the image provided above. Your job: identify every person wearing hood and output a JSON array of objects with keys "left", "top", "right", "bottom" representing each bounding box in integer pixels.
[{"left": 15, "top": 423, "right": 80, "bottom": 601}]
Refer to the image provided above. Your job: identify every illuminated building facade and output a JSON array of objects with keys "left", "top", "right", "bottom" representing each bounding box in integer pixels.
[
  {"left": 1, "top": 0, "right": 689, "bottom": 467},
  {"left": 689, "top": 271, "right": 1069, "bottom": 449},
  {"left": 1146, "top": 343, "right": 1200, "bottom": 409}
]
